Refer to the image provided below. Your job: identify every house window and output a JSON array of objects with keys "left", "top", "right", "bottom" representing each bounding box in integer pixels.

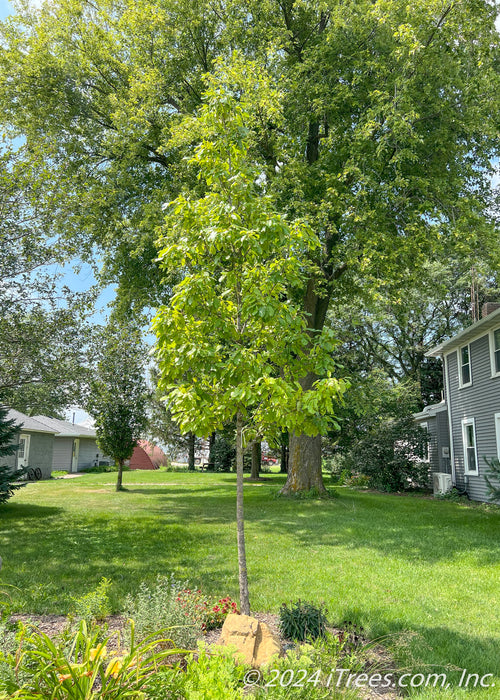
[
  {"left": 462, "top": 418, "right": 478, "bottom": 475},
  {"left": 459, "top": 344, "right": 472, "bottom": 387},
  {"left": 495, "top": 413, "right": 500, "bottom": 460},
  {"left": 490, "top": 329, "right": 500, "bottom": 376},
  {"left": 420, "top": 422, "right": 430, "bottom": 462}
]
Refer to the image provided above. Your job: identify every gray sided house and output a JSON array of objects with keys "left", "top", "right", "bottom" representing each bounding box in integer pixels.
[
  {"left": 31, "top": 416, "right": 108, "bottom": 473},
  {"left": 5, "top": 410, "right": 56, "bottom": 479},
  {"left": 421, "top": 303, "right": 500, "bottom": 502}
]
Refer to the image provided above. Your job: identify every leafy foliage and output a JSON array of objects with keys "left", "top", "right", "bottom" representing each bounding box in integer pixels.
[
  {"left": 153, "top": 56, "right": 347, "bottom": 441},
  {"left": 0, "top": 146, "right": 92, "bottom": 416},
  {"left": 348, "top": 415, "right": 431, "bottom": 492},
  {"left": 70, "top": 578, "right": 112, "bottom": 626},
  {"left": 86, "top": 323, "right": 148, "bottom": 490},
  {"left": 279, "top": 600, "right": 328, "bottom": 642},
  {"left": 2, "top": 620, "right": 185, "bottom": 700},
  {"left": 124, "top": 575, "right": 201, "bottom": 650},
  {"left": 176, "top": 590, "right": 238, "bottom": 632}
]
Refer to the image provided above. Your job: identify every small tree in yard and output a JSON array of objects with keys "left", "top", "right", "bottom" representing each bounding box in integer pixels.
[
  {"left": 153, "top": 58, "right": 348, "bottom": 615},
  {"left": 0, "top": 404, "right": 25, "bottom": 505},
  {"left": 88, "top": 325, "right": 148, "bottom": 492}
]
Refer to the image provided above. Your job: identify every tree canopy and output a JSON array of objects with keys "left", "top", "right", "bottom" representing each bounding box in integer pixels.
[{"left": 1, "top": 0, "right": 498, "bottom": 489}]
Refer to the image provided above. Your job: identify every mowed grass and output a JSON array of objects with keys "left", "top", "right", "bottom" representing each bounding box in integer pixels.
[{"left": 1, "top": 470, "right": 499, "bottom": 698}]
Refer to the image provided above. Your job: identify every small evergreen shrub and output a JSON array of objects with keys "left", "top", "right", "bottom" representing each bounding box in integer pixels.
[
  {"left": 279, "top": 600, "right": 328, "bottom": 642},
  {"left": 483, "top": 457, "right": 500, "bottom": 501},
  {"left": 0, "top": 406, "right": 26, "bottom": 506}
]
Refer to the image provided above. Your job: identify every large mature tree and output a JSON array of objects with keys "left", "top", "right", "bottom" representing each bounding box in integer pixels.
[
  {"left": 87, "top": 324, "right": 149, "bottom": 491},
  {"left": 154, "top": 63, "right": 347, "bottom": 609},
  {"left": 1, "top": 0, "right": 498, "bottom": 490},
  {"left": 0, "top": 145, "right": 92, "bottom": 415}
]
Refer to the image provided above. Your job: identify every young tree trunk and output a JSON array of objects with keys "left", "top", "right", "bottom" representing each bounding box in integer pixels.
[
  {"left": 116, "top": 459, "right": 124, "bottom": 492},
  {"left": 187, "top": 431, "right": 195, "bottom": 471},
  {"left": 236, "top": 411, "right": 250, "bottom": 615},
  {"left": 251, "top": 440, "right": 261, "bottom": 480}
]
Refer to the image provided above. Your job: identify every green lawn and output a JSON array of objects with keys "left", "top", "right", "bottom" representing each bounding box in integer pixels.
[{"left": 1, "top": 470, "right": 499, "bottom": 698}]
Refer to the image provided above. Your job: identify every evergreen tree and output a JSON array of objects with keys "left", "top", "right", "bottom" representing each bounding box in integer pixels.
[{"left": 0, "top": 405, "right": 25, "bottom": 505}]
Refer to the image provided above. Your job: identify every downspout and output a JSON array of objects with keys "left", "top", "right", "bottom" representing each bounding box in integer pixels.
[{"left": 443, "top": 352, "right": 456, "bottom": 485}]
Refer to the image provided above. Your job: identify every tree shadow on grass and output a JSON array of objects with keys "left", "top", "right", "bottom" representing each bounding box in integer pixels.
[
  {"left": 0, "top": 503, "right": 63, "bottom": 520},
  {"left": 339, "top": 606, "right": 499, "bottom": 690}
]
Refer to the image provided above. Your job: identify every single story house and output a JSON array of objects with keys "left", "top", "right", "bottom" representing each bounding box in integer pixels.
[
  {"left": 417, "top": 303, "right": 500, "bottom": 502},
  {"left": 32, "top": 416, "right": 109, "bottom": 473},
  {"left": 4, "top": 409, "right": 57, "bottom": 479}
]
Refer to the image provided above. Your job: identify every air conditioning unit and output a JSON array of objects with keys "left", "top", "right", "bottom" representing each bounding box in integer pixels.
[{"left": 433, "top": 472, "right": 452, "bottom": 495}]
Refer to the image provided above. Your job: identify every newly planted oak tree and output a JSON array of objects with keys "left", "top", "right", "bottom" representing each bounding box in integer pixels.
[{"left": 153, "top": 61, "right": 347, "bottom": 612}]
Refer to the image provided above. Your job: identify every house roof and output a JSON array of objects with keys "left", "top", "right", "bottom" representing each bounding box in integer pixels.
[
  {"left": 6, "top": 409, "right": 57, "bottom": 435},
  {"left": 31, "top": 416, "right": 97, "bottom": 439},
  {"left": 413, "top": 401, "right": 447, "bottom": 420},
  {"left": 426, "top": 307, "right": 500, "bottom": 357}
]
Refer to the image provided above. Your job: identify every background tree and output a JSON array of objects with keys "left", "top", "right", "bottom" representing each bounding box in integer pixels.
[
  {"left": 0, "top": 144, "right": 91, "bottom": 416},
  {"left": 154, "top": 61, "right": 347, "bottom": 611},
  {"left": 1, "top": 0, "right": 498, "bottom": 490},
  {"left": 147, "top": 366, "right": 200, "bottom": 466},
  {"left": 0, "top": 405, "right": 25, "bottom": 505},
  {"left": 87, "top": 324, "right": 148, "bottom": 491}
]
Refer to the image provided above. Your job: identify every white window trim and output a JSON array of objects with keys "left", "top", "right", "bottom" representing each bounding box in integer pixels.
[
  {"left": 420, "top": 422, "right": 430, "bottom": 462},
  {"left": 458, "top": 344, "right": 472, "bottom": 389},
  {"left": 489, "top": 329, "right": 500, "bottom": 378},
  {"left": 495, "top": 413, "right": 500, "bottom": 460},
  {"left": 462, "top": 417, "right": 478, "bottom": 476}
]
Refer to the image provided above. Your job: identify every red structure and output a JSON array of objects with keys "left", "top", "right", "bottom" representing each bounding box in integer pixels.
[{"left": 128, "top": 441, "right": 167, "bottom": 470}]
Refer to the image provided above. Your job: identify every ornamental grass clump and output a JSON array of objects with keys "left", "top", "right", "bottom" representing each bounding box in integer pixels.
[{"left": 279, "top": 600, "right": 328, "bottom": 642}]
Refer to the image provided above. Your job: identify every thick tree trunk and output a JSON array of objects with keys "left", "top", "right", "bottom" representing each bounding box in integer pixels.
[
  {"left": 187, "top": 432, "right": 195, "bottom": 471},
  {"left": 116, "top": 460, "right": 124, "bottom": 492},
  {"left": 208, "top": 431, "right": 216, "bottom": 467},
  {"left": 280, "top": 433, "right": 326, "bottom": 495},
  {"left": 281, "top": 368, "right": 327, "bottom": 495},
  {"left": 251, "top": 440, "right": 261, "bottom": 480},
  {"left": 236, "top": 411, "right": 250, "bottom": 615},
  {"left": 280, "top": 432, "right": 289, "bottom": 473}
]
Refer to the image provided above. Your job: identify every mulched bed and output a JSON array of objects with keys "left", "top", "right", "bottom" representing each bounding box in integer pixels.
[{"left": 8, "top": 612, "right": 401, "bottom": 698}]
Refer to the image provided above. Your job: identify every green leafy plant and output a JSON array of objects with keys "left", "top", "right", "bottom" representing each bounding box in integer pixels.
[
  {"left": 125, "top": 575, "right": 200, "bottom": 649},
  {"left": 5, "top": 619, "right": 186, "bottom": 699},
  {"left": 176, "top": 590, "right": 238, "bottom": 632},
  {"left": 279, "top": 600, "right": 328, "bottom": 642},
  {"left": 70, "top": 578, "right": 112, "bottom": 626}
]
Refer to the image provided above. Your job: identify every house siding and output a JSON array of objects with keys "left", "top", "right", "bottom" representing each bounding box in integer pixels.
[
  {"left": 23, "top": 432, "right": 54, "bottom": 479},
  {"left": 52, "top": 437, "right": 73, "bottom": 471},
  {"left": 77, "top": 438, "right": 106, "bottom": 470},
  {"left": 2, "top": 431, "right": 53, "bottom": 479},
  {"left": 415, "top": 409, "right": 451, "bottom": 477},
  {"left": 446, "top": 333, "right": 500, "bottom": 502}
]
